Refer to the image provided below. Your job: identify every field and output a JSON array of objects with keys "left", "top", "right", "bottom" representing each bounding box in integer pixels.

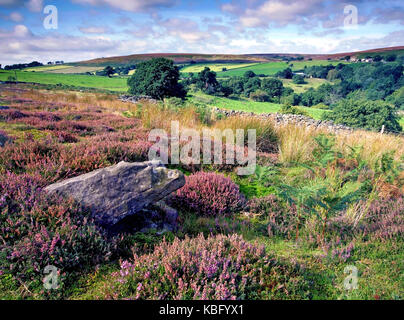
[
  {"left": 180, "top": 62, "right": 259, "bottom": 74},
  {"left": 0, "top": 69, "right": 128, "bottom": 91},
  {"left": 0, "top": 83, "right": 403, "bottom": 300},
  {"left": 189, "top": 91, "right": 328, "bottom": 119},
  {"left": 215, "top": 60, "right": 348, "bottom": 77},
  {"left": 281, "top": 78, "right": 330, "bottom": 94},
  {"left": 26, "top": 66, "right": 104, "bottom": 74}
]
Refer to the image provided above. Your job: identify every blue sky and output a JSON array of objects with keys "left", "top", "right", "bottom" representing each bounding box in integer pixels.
[{"left": 0, "top": 0, "right": 403, "bottom": 65}]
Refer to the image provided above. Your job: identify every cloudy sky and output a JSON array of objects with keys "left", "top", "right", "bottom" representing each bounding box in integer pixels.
[{"left": 0, "top": 0, "right": 403, "bottom": 65}]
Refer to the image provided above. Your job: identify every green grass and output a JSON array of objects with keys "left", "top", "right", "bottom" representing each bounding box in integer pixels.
[
  {"left": 189, "top": 91, "right": 328, "bottom": 119},
  {"left": 0, "top": 70, "right": 128, "bottom": 92},
  {"left": 282, "top": 78, "right": 330, "bottom": 94},
  {"left": 180, "top": 62, "right": 259, "bottom": 74},
  {"left": 399, "top": 117, "right": 404, "bottom": 128},
  {"left": 214, "top": 60, "right": 349, "bottom": 77}
]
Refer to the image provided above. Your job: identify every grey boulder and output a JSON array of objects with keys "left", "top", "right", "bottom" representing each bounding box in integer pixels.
[{"left": 45, "top": 160, "right": 185, "bottom": 229}]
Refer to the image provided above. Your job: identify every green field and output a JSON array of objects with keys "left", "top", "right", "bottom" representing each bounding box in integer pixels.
[
  {"left": 181, "top": 62, "right": 259, "bottom": 74},
  {"left": 214, "top": 60, "right": 348, "bottom": 77},
  {"left": 0, "top": 70, "right": 128, "bottom": 92},
  {"left": 189, "top": 91, "right": 328, "bottom": 119},
  {"left": 282, "top": 78, "right": 330, "bottom": 93}
]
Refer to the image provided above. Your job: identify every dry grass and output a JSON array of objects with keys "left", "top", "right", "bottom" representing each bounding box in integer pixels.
[
  {"left": 275, "top": 123, "right": 404, "bottom": 166},
  {"left": 3, "top": 87, "right": 402, "bottom": 168}
]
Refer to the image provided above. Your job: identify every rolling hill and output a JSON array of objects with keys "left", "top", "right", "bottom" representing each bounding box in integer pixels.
[{"left": 71, "top": 46, "right": 404, "bottom": 67}]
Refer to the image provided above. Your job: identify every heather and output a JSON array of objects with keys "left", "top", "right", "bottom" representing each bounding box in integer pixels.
[
  {"left": 97, "top": 234, "right": 310, "bottom": 300},
  {"left": 0, "top": 84, "right": 403, "bottom": 300},
  {"left": 170, "top": 172, "right": 246, "bottom": 216},
  {"left": 0, "top": 172, "right": 113, "bottom": 298}
]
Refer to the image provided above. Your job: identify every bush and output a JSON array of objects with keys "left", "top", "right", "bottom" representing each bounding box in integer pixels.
[
  {"left": 247, "top": 195, "right": 298, "bottom": 237},
  {"left": 322, "top": 98, "right": 402, "bottom": 132},
  {"left": 0, "top": 172, "right": 114, "bottom": 292},
  {"left": 105, "top": 233, "right": 310, "bottom": 300},
  {"left": 170, "top": 172, "right": 245, "bottom": 216},
  {"left": 250, "top": 90, "right": 269, "bottom": 102},
  {"left": 279, "top": 104, "right": 309, "bottom": 117},
  {"left": 292, "top": 74, "right": 306, "bottom": 84}
]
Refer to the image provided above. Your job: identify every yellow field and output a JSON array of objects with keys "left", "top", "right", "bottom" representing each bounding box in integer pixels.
[
  {"left": 25, "top": 65, "right": 104, "bottom": 74},
  {"left": 24, "top": 65, "right": 71, "bottom": 72}
]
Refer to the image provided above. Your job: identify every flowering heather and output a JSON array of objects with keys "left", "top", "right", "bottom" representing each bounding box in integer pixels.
[
  {"left": 328, "top": 197, "right": 404, "bottom": 241},
  {"left": 0, "top": 172, "right": 114, "bottom": 286},
  {"left": 170, "top": 172, "right": 246, "bottom": 216},
  {"left": 247, "top": 195, "right": 298, "bottom": 237},
  {"left": 0, "top": 128, "right": 151, "bottom": 182},
  {"left": 106, "top": 234, "right": 310, "bottom": 300}
]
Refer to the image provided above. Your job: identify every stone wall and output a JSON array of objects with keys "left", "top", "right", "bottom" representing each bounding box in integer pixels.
[
  {"left": 212, "top": 107, "right": 354, "bottom": 134},
  {"left": 119, "top": 94, "right": 158, "bottom": 104}
]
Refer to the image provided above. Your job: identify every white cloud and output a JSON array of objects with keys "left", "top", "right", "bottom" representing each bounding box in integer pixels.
[
  {"left": 26, "top": 0, "right": 42, "bottom": 12},
  {"left": 0, "top": 0, "right": 42, "bottom": 12},
  {"left": 9, "top": 11, "right": 23, "bottom": 21},
  {"left": 79, "top": 26, "right": 112, "bottom": 34},
  {"left": 72, "top": 0, "right": 177, "bottom": 12}
]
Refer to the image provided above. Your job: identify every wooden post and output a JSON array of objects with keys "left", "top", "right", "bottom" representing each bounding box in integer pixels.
[{"left": 380, "top": 125, "right": 385, "bottom": 134}]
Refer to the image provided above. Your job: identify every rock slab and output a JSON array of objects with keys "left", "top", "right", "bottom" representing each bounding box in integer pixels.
[{"left": 45, "top": 160, "right": 185, "bottom": 228}]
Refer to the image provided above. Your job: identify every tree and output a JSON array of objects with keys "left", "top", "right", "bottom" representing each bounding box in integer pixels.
[
  {"left": 322, "top": 98, "right": 402, "bottom": 132},
  {"left": 243, "top": 77, "right": 261, "bottom": 97},
  {"left": 261, "top": 78, "right": 284, "bottom": 102},
  {"left": 243, "top": 70, "right": 256, "bottom": 79},
  {"left": 373, "top": 55, "right": 382, "bottom": 62},
  {"left": 386, "top": 54, "right": 397, "bottom": 62},
  {"left": 196, "top": 67, "right": 220, "bottom": 94},
  {"left": 104, "top": 66, "right": 115, "bottom": 77},
  {"left": 292, "top": 74, "right": 306, "bottom": 84},
  {"left": 250, "top": 90, "right": 269, "bottom": 102},
  {"left": 127, "top": 58, "right": 185, "bottom": 99},
  {"left": 276, "top": 67, "right": 293, "bottom": 79}
]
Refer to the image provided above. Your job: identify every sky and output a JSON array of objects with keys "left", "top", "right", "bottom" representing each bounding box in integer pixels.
[{"left": 0, "top": 0, "right": 403, "bottom": 65}]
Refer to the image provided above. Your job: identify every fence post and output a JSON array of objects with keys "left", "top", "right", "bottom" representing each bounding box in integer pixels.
[{"left": 380, "top": 125, "right": 385, "bottom": 134}]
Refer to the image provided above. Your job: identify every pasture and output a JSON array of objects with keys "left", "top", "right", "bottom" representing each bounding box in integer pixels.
[
  {"left": 0, "top": 69, "right": 128, "bottom": 91},
  {"left": 189, "top": 91, "right": 328, "bottom": 119},
  {"left": 180, "top": 62, "right": 259, "bottom": 74},
  {"left": 214, "top": 60, "right": 348, "bottom": 76},
  {"left": 281, "top": 78, "right": 330, "bottom": 93}
]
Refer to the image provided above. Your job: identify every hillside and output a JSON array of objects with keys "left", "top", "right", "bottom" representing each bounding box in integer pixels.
[{"left": 72, "top": 46, "right": 404, "bottom": 67}]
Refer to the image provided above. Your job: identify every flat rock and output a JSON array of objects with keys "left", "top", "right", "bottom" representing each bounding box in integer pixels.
[{"left": 45, "top": 160, "right": 185, "bottom": 228}]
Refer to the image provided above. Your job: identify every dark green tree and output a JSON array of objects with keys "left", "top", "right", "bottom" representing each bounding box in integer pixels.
[
  {"left": 196, "top": 67, "right": 220, "bottom": 94},
  {"left": 127, "top": 58, "right": 185, "bottom": 99},
  {"left": 292, "top": 74, "right": 306, "bottom": 84},
  {"left": 243, "top": 70, "right": 256, "bottom": 79},
  {"left": 104, "top": 66, "right": 115, "bottom": 77},
  {"left": 261, "top": 78, "right": 284, "bottom": 102},
  {"left": 322, "top": 98, "right": 402, "bottom": 132}
]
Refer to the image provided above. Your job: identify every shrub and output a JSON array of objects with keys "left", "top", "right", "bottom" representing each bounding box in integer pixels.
[
  {"left": 170, "top": 172, "right": 245, "bottom": 216},
  {"left": 0, "top": 172, "right": 114, "bottom": 293},
  {"left": 328, "top": 197, "right": 404, "bottom": 241},
  {"left": 292, "top": 74, "right": 306, "bottom": 84},
  {"left": 279, "top": 104, "right": 309, "bottom": 117},
  {"left": 322, "top": 98, "right": 402, "bottom": 132},
  {"left": 247, "top": 195, "right": 298, "bottom": 237},
  {"left": 105, "top": 234, "right": 310, "bottom": 300},
  {"left": 250, "top": 90, "right": 269, "bottom": 102}
]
